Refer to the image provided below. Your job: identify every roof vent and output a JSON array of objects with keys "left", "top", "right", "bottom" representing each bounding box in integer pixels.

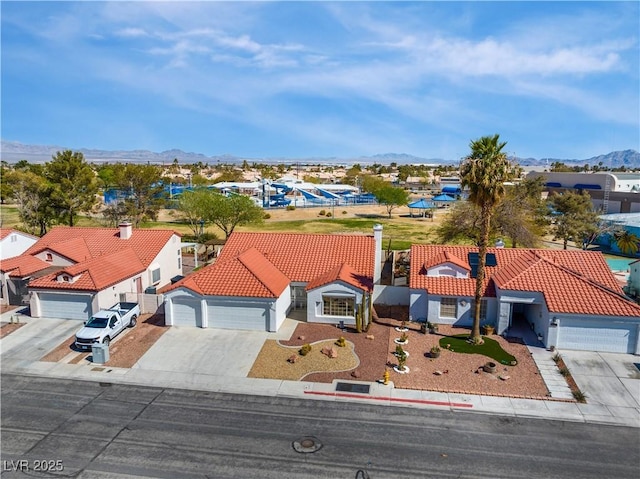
[{"left": 119, "top": 222, "right": 132, "bottom": 240}]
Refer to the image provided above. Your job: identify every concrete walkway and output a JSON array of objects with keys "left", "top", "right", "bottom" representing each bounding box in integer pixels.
[{"left": 1, "top": 311, "right": 638, "bottom": 428}]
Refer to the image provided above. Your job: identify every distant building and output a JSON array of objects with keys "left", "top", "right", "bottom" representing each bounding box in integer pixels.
[{"left": 526, "top": 171, "right": 640, "bottom": 214}]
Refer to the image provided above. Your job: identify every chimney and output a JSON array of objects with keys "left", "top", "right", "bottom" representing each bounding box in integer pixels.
[
  {"left": 373, "top": 224, "right": 383, "bottom": 284},
  {"left": 119, "top": 222, "right": 132, "bottom": 240}
]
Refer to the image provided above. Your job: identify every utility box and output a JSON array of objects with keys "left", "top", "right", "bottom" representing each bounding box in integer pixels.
[{"left": 92, "top": 343, "right": 109, "bottom": 364}]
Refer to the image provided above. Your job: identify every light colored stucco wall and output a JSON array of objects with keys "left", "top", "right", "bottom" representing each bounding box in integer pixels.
[
  {"left": 307, "top": 281, "right": 363, "bottom": 325},
  {"left": 0, "top": 232, "right": 38, "bottom": 260}
]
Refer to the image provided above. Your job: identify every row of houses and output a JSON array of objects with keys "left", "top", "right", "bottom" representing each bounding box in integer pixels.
[{"left": 1, "top": 224, "right": 639, "bottom": 354}]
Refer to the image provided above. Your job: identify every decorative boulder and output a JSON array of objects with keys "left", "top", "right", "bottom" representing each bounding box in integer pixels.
[
  {"left": 288, "top": 354, "right": 299, "bottom": 364},
  {"left": 366, "top": 334, "right": 375, "bottom": 340},
  {"left": 321, "top": 346, "right": 338, "bottom": 358},
  {"left": 351, "top": 369, "right": 361, "bottom": 378}
]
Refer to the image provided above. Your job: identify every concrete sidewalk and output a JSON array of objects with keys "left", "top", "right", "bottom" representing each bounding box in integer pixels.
[{"left": 1, "top": 311, "right": 638, "bottom": 428}]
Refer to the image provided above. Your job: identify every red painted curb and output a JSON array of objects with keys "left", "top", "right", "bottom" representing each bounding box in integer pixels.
[{"left": 303, "top": 390, "right": 473, "bottom": 408}]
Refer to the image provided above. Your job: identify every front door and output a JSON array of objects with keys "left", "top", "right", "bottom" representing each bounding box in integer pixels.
[{"left": 135, "top": 277, "right": 143, "bottom": 294}]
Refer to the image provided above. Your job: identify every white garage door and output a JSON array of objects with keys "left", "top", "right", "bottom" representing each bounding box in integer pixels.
[
  {"left": 558, "top": 320, "right": 636, "bottom": 353},
  {"left": 207, "top": 301, "right": 267, "bottom": 331},
  {"left": 38, "top": 292, "right": 93, "bottom": 320},
  {"left": 171, "top": 297, "right": 202, "bottom": 327}
]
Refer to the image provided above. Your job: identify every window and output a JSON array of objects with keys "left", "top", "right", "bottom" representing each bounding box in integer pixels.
[
  {"left": 178, "top": 257, "right": 181, "bottom": 269},
  {"left": 10, "top": 234, "right": 17, "bottom": 243},
  {"left": 46, "top": 253, "right": 53, "bottom": 262},
  {"left": 151, "top": 268, "right": 161, "bottom": 284},
  {"left": 322, "top": 297, "right": 355, "bottom": 317},
  {"left": 440, "top": 297, "right": 457, "bottom": 318}
]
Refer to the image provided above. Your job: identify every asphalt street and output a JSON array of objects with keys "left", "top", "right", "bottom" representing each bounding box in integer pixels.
[{"left": 1, "top": 374, "right": 638, "bottom": 479}]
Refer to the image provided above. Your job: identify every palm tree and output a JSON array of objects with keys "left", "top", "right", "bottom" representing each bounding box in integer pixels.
[
  {"left": 460, "top": 134, "right": 518, "bottom": 343},
  {"left": 614, "top": 230, "right": 640, "bottom": 256}
]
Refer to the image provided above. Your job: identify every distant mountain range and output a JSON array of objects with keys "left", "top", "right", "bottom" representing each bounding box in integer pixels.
[{"left": 1, "top": 140, "right": 638, "bottom": 169}]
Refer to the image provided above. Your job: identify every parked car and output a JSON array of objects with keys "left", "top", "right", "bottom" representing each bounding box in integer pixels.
[{"left": 74, "top": 302, "right": 140, "bottom": 350}]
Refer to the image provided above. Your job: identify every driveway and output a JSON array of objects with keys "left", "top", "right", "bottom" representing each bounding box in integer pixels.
[
  {"left": 133, "top": 319, "right": 298, "bottom": 377},
  {"left": 560, "top": 350, "right": 640, "bottom": 418}
]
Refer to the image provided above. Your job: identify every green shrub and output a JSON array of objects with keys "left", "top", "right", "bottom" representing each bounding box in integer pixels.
[
  {"left": 559, "top": 366, "right": 570, "bottom": 377},
  {"left": 263, "top": 213, "right": 271, "bottom": 219},
  {"left": 299, "top": 343, "right": 312, "bottom": 356},
  {"left": 286, "top": 205, "right": 296, "bottom": 211},
  {"left": 336, "top": 337, "right": 346, "bottom": 347},
  {"left": 318, "top": 210, "right": 326, "bottom": 216},
  {"left": 552, "top": 353, "right": 562, "bottom": 364},
  {"left": 326, "top": 212, "right": 332, "bottom": 217},
  {"left": 342, "top": 210, "right": 348, "bottom": 215}
]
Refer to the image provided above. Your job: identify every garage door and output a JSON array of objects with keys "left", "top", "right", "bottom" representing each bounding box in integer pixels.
[
  {"left": 558, "top": 320, "right": 636, "bottom": 353},
  {"left": 171, "top": 297, "right": 202, "bottom": 327},
  {"left": 38, "top": 292, "right": 93, "bottom": 320},
  {"left": 207, "top": 301, "right": 267, "bottom": 331}
]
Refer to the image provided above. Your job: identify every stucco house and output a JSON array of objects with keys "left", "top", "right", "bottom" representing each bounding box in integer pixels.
[
  {"left": 0, "top": 228, "right": 39, "bottom": 260},
  {"left": 0, "top": 228, "right": 40, "bottom": 305},
  {"left": 409, "top": 245, "right": 640, "bottom": 354},
  {"left": 0, "top": 223, "right": 182, "bottom": 320},
  {"left": 162, "top": 226, "right": 383, "bottom": 331}
]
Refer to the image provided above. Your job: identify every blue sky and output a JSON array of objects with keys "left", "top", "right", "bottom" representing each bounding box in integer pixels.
[{"left": 2, "top": 1, "right": 638, "bottom": 161}]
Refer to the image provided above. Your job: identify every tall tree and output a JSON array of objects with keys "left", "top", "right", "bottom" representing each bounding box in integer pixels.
[
  {"left": 435, "top": 201, "right": 485, "bottom": 245},
  {"left": 112, "top": 163, "right": 166, "bottom": 226},
  {"left": 548, "top": 191, "right": 599, "bottom": 250},
  {"left": 208, "top": 193, "right": 263, "bottom": 239},
  {"left": 495, "top": 177, "right": 547, "bottom": 248},
  {"left": 374, "top": 185, "right": 410, "bottom": 218},
  {"left": 460, "top": 134, "right": 518, "bottom": 343},
  {"left": 8, "top": 169, "right": 57, "bottom": 235},
  {"left": 176, "top": 188, "right": 216, "bottom": 239},
  {"left": 45, "top": 150, "right": 98, "bottom": 226}
]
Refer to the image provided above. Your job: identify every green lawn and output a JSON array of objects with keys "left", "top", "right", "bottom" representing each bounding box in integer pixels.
[
  {"left": 239, "top": 217, "right": 438, "bottom": 250},
  {"left": 1, "top": 205, "right": 441, "bottom": 248},
  {"left": 439, "top": 334, "right": 517, "bottom": 366}
]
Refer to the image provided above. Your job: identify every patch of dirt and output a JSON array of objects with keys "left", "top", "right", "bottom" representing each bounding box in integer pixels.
[
  {"left": 0, "top": 322, "right": 25, "bottom": 339},
  {"left": 1, "top": 304, "right": 20, "bottom": 314},
  {"left": 40, "top": 313, "right": 168, "bottom": 368},
  {"left": 105, "top": 313, "right": 168, "bottom": 368}
]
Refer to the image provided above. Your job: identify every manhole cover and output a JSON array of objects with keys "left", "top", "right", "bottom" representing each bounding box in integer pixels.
[{"left": 292, "top": 436, "right": 322, "bottom": 453}]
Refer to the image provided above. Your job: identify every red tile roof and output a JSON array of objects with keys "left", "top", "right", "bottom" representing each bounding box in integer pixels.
[
  {"left": 0, "top": 255, "right": 51, "bottom": 276},
  {"left": 218, "top": 232, "right": 375, "bottom": 281},
  {"left": 167, "top": 231, "right": 376, "bottom": 298},
  {"left": 163, "top": 247, "right": 289, "bottom": 298},
  {"left": 10, "top": 226, "right": 178, "bottom": 291},
  {"left": 410, "top": 245, "right": 640, "bottom": 317},
  {"left": 28, "top": 248, "right": 145, "bottom": 292},
  {"left": 306, "top": 263, "right": 373, "bottom": 292},
  {"left": 25, "top": 226, "right": 178, "bottom": 267},
  {"left": 423, "top": 250, "right": 470, "bottom": 272}
]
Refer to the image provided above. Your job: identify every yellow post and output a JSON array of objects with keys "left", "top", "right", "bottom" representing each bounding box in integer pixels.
[{"left": 383, "top": 369, "right": 390, "bottom": 385}]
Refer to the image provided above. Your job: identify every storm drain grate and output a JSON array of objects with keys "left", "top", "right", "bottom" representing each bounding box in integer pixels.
[{"left": 336, "top": 382, "right": 371, "bottom": 394}]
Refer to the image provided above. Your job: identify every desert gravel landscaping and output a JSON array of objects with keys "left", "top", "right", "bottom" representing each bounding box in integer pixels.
[{"left": 250, "top": 307, "right": 552, "bottom": 400}]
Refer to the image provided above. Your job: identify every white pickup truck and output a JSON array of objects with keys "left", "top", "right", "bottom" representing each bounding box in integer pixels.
[{"left": 74, "top": 302, "right": 140, "bottom": 350}]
